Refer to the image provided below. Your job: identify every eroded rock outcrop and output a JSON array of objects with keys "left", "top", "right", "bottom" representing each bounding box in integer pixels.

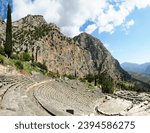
[
  {"left": 10, "top": 15, "right": 130, "bottom": 81},
  {"left": 0, "top": 19, "right": 5, "bottom": 46}
]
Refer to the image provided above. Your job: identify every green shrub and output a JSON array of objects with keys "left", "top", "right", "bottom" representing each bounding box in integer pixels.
[
  {"left": 85, "top": 74, "right": 95, "bottom": 83},
  {"left": 0, "top": 56, "right": 4, "bottom": 64},
  {"left": 11, "top": 54, "right": 19, "bottom": 60},
  {"left": 47, "top": 71, "right": 57, "bottom": 78},
  {"left": 20, "top": 52, "right": 32, "bottom": 61},
  {"left": 31, "top": 62, "right": 37, "bottom": 67},
  {"left": 66, "top": 74, "right": 76, "bottom": 80},
  {"left": 15, "top": 61, "right": 24, "bottom": 69},
  {"left": 131, "top": 83, "right": 149, "bottom": 92},
  {"left": 79, "top": 78, "right": 86, "bottom": 83},
  {"left": 101, "top": 80, "right": 114, "bottom": 94},
  {"left": 0, "top": 46, "right": 5, "bottom": 56},
  {"left": 31, "top": 62, "right": 48, "bottom": 71}
]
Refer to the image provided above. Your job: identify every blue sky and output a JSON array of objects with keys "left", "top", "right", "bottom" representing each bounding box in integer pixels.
[
  {"left": 91, "top": 7, "right": 150, "bottom": 64},
  {"left": 0, "top": 0, "right": 13, "bottom": 20},
  {"left": 0, "top": 0, "right": 150, "bottom": 64}
]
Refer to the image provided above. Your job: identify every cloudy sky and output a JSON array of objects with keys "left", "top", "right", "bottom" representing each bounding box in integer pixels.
[{"left": 0, "top": 0, "right": 150, "bottom": 64}]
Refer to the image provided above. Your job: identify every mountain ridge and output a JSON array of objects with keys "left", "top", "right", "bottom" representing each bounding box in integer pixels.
[
  {"left": 1, "top": 14, "right": 150, "bottom": 91},
  {"left": 121, "top": 62, "right": 150, "bottom": 74},
  {"left": 1, "top": 13, "right": 150, "bottom": 116},
  {"left": 6, "top": 14, "right": 130, "bottom": 82}
]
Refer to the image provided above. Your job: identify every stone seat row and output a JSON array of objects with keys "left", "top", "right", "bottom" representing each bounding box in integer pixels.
[{"left": 33, "top": 81, "right": 97, "bottom": 115}]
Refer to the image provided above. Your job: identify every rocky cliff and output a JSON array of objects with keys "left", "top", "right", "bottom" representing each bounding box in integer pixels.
[
  {"left": 73, "top": 33, "right": 130, "bottom": 80},
  {"left": 0, "top": 19, "right": 5, "bottom": 47},
  {"left": 0, "top": 15, "right": 130, "bottom": 81}
]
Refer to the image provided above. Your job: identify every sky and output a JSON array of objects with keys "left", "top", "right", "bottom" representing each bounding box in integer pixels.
[{"left": 0, "top": 0, "right": 150, "bottom": 64}]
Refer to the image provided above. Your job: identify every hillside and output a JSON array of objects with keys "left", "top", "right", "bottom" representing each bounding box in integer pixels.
[
  {"left": 129, "top": 71, "right": 150, "bottom": 84},
  {"left": 73, "top": 33, "right": 130, "bottom": 81},
  {"left": 0, "top": 15, "right": 150, "bottom": 116},
  {"left": 121, "top": 62, "right": 150, "bottom": 84},
  {"left": 121, "top": 62, "right": 150, "bottom": 74},
  {"left": 0, "top": 15, "right": 131, "bottom": 82}
]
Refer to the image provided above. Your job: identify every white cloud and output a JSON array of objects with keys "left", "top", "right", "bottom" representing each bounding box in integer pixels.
[
  {"left": 85, "top": 24, "right": 97, "bottom": 34},
  {"left": 134, "top": 0, "right": 150, "bottom": 9},
  {"left": 125, "top": 19, "right": 135, "bottom": 29},
  {"left": 12, "top": 0, "right": 150, "bottom": 36},
  {"left": 12, "top": 0, "right": 61, "bottom": 23},
  {"left": 122, "top": 19, "right": 135, "bottom": 34}
]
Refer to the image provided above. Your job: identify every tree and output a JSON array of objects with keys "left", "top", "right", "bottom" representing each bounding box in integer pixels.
[
  {"left": 101, "top": 79, "right": 114, "bottom": 94},
  {"left": 4, "top": 4, "right": 12, "bottom": 58},
  {"left": 94, "top": 75, "right": 97, "bottom": 86}
]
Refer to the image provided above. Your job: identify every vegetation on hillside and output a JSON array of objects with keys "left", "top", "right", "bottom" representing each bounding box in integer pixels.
[
  {"left": 129, "top": 71, "right": 150, "bottom": 85},
  {"left": 0, "top": 5, "right": 149, "bottom": 94},
  {"left": 0, "top": 54, "right": 48, "bottom": 74},
  {"left": 84, "top": 74, "right": 115, "bottom": 93},
  {"left": 0, "top": 6, "right": 49, "bottom": 75}
]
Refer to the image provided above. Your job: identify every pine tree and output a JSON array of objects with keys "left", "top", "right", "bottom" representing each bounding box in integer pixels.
[
  {"left": 4, "top": 4, "right": 12, "bottom": 58},
  {"left": 94, "top": 75, "right": 97, "bottom": 86}
]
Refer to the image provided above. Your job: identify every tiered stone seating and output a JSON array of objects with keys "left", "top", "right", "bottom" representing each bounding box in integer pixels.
[
  {"left": 0, "top": 75, "right": 49, "bottom": 115},
  {"left": 33, "top": 80, "right": 100, "bottom": 115},
  {"left": 1, "top": 74, "right": 149, "bottom": 116}
]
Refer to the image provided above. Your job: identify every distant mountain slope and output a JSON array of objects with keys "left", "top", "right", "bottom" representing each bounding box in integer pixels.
[
  {"left": 121, "top": 62, "right": 150, "bottom": 85},
  {"left": 129, "top": 71, "right": 150, "bottom": 85},
  {"left": 145, "top": 65, "right": 150, "bottom": 74},
  {"left": 121, "top": 62, "right": 150, "bottom": 74}
]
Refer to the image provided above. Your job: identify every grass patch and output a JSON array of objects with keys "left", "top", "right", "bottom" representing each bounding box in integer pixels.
[
  {"left": 0, "top": 54, "right": 14, "bottom": 66},
  {"left": 23, "top": 62, "right": 34, "bottom": 73},
  {"left": 0, "top": 54, "right": 49, "bottom": 75},
  {"left": 15, "top": 61, "right": 24, "bottom": 70}
]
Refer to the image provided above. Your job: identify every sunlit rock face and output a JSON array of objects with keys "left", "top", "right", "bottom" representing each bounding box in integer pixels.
[{"left": 0, "top": 14, "right": 130, "bottom": 81}]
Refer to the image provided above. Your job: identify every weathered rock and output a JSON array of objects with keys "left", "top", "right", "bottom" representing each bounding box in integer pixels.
[
  {"left": 0, "top": 15, "right": 150, "bottom": 116},
  {"left": 9, "top": 15, "right": 130, "bottom": 81},
  {"left": 0, "top": 19, "right": 5, "bottom": 46},
  {"left": 0, "top": 74, "right": 150, "bottom": 116},
  {"left": 74, "top": 33, "right": 131, "bottom": 80},
  {"left": 0, "top": 83, "right": 3, "bottom": 88}
]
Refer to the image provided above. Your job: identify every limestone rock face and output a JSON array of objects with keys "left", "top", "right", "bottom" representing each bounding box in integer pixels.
[
  {"left": 1, "top": 15, "right": 130, "bottom": 81},
  {"left": 0, "top": 19, "right": 5, "bottom": 46},
  {"left": 74, "top": 33, "right": 131, "bottom": 80}
]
